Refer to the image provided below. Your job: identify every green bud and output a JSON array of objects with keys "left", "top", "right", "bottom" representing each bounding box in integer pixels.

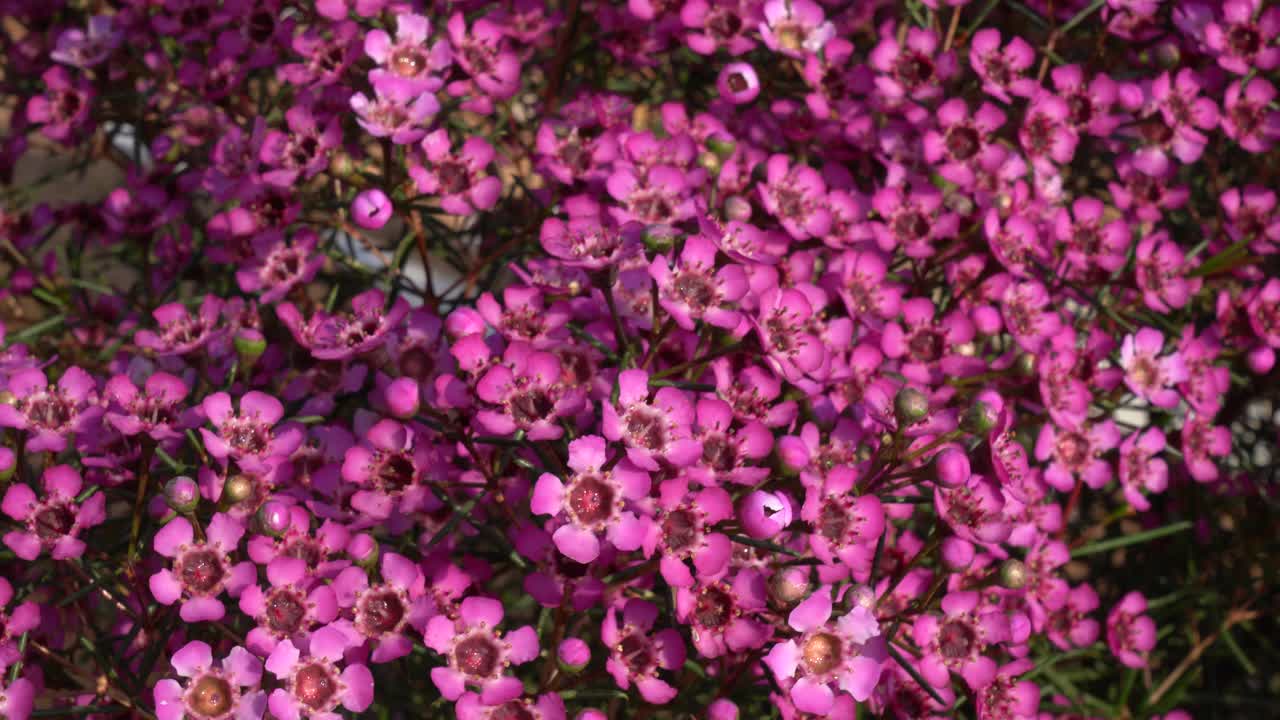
[{"left": 894, "top": 387, "right": 929, "bottom": 425}]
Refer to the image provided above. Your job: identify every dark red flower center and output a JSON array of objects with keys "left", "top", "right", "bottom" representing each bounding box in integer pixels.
[
  {"left": 939, "top": 619, "right": 977, "bottom": 659},
  {"left": 455, "top": 634, "right": 502, "bottom": 677},
  {"left": 509, "top": 389, "right": 555, "bottom": 425},
  {"left": 374, "top": 451, "right": 416, "bottom": 494},
  {"left": 619, "top": 633, "right": 655, "bottom": 674},
  {"left": 391, "top": 47, "right": 426, "bottom": 77},
  {"left": 33, "top": 503, "right": 76, "bottom": 539},
  {"left": 178, "top": 548, "right": 226, "bottom": 595},
  {"left": 700, "top": 434, "right": 737, "bottom": 472},
  {"left": 624, "top": 408, "right": 667, "bottom": 450},
  {"left": 358, "top": 589, "right": 407, "bottom": 636},
  {"left": 294, "top": 663, "right": 337, "bottom": 710},
  {"left": 568, "top": 475, "right": 615, "bottom": 524},
  {"left": 946, "top": 125, "right": 981, "bottom": 161},
  {"left": 662, "top": 508, "right": 699, "bottom": 552},
  {"left": 265, "top": 588, "right": 307, "bottom": 635},
  {"left": 694, "top": 586, "right": 733, "bottom": 628}
]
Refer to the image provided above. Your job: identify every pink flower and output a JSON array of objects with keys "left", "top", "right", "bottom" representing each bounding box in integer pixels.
[
  {"left": 411, "top": 130, "right": 503, "bottom": 215},
  {"left": 1119, "top": 328, "right": 1188, "bottom": 408},
  {"left": 363, "top": 12, "right": 451, "bottom": 94},
  {"left": 104, "top": 371, "right": 195, "bottom": 441},
  {"left": 913, "top": 590, "right": 1013, "bottom": 691},
  {"left": 649, "top": 234, "right": 749, "bottom": 331},
  {"left": 239, "top": 556, "right": 340, "bottom": 657},
  {"left": 674, "top": 575, "right": 770, "bottom": 658},
  {"left": 424, "top": 596, "right": 539, "bottom": 703},
  {"left": 266, "top": 630, "right": 374, "bottom": 718},
  {"left": 602, "top": 599, "right": 686, "bottom": 704},
  {"left": 150, "top": 514, "right": 256, "bottom": 622},
  {"left": 1118, "top": 428, "right": 1168, "bottom": 512},
  {"left": 758, "top": 0, "right": 833, "bottom": 57},
  {"left": 530, "top": 435, "right": 651, "bottom": 564},
  {"left": 1222, "top": 77, "right": 1280, "bottom": 153},
  {"left": 234, "top": 230, "right": 325, "bottom": 304},
  {"left": 1135, "top": 231, "right": 1199, "bottom": 312},
  {"left": 331, "top": 552, "right": 431, "bottom": 663},
  {"left": 968, "top": 29, "right": 1037, "bottom": 103},
  {"left": 1045, "top": 584, "right": 1101, "bottom": 651},
  {"left": 475, "top": 342, "right": 585, "bottom": 440},
  {"left": 153, "top": 641, "right": 265, "bottom": 720},
  {"left": 340, "top": 418, "right": 434, "bottom": 520},
  {"left": 0, "top": 578, "right": 39, "bottom": 668},
  {"left": 200, "top": 391, "right": 304, "bottom": 473},
  {"left": 135, "top": 295, "right": 226, "bottom": 356},
  {"left": 2, "top": 465, "right": 105, "bottom": 560},
  {"left": 802, "top": 470, "right": 883, "bottom": 575},
  {"left": 602, "top": 369, "right": 702, "bottom": 470},
  {"left": 1036, "top": 420, "right": 1121, "bottom": 492},
  {"left": 0, "top": 366, "right": 102, "bottom": 453},
  {"left": 764, "top": 587, "right": 888, "bottom": 713},
  {"left": 1106, "top": 591, "right": 1156, "bottom": 668},
  {"left": 758, "top": 154, "right": 831, "bottom": 241},
  {"left": 644, "top": 484, "right": 734, "bottom": 587},
  {"left": 276, "top": 288, "right": 410, "bottom": 361}
]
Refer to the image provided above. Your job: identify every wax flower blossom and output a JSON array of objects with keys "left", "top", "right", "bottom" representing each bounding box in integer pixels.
[
  {"left": 424, "top": 596, "right": 539, "bottom": 703},
  {"left": 602, "top": 599, "right": 687, "bottom": 704},
  {"left": 153, "top": 641, "right": 266, "bottom": 720},
  {"left": 150, "top": 514, "right": 255, "bottom": 622},
  {"left": 1, "top": 465, "right": 105, "bottom": 560},
  {"left": 0, "top": 366, "right": 103, "bottom": 453},
  {"left": 265, "top": 630, "right": 374, "bottom": 719},
  {"left": 764, "top": 587, "right": 888, "bottom": 714},
  {"left": 1119, "top": 328, "right": 1189, "bottom": 408}
]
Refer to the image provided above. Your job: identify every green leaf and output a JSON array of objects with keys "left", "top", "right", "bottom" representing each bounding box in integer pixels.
[{"left": 1070, "top": 520, "right": 1193, "bottom": 559}]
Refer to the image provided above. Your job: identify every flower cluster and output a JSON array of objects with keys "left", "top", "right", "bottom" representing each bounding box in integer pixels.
[{"left": 0, "top": 0, "right": 1275, "bottom": 718}]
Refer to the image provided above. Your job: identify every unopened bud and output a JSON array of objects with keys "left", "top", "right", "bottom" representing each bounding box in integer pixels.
[
  {"left": 0, "top": 390, "right": 16, "bottom": 406},
  {"left": 223, "top": 474, "right": 254, "bottom": 504},
  {"left": 894, "top": 387, "right": 929, "bottom": 425},
  {"left": 643, "top": 228, "right": 676, "bottom": 253},
  {"left": 838, "top": 584, "right": 876, "bottom": 613},
  {"left": 164, "top": 476, "right": 200, "bottom": 513},
  {"left": 961, "top": 400, "right": 998, "bottom": 435},
  {"left": 384, "top": 377, "right": 420, "bottom": 419},
  {"left": 557, "top": 637, "right": 591, "bottom": 672},
  {"left": 329, "top": 150, "right": 356, "bottom": 178},
  {"left": 767, "top": 566, "right": 810, "bottom": 609},
  {"left": 348, "top": 533, "right": 379, "bottom": 569},
  {"left": 698, "top": 151, "right": 722, "bottom": 176},
  {"left": 723, "top": 195, "right": 752, "bottom": 222},
  {"left": 257, "top": 499, "right": 292, "bottom": 537},
  {"left": 1015, "top": 352, "right": 1038, "bottom": 377},
  {"left": 234, "top": 329, "right": 267, "bottom": 371},
  {"left": 998, "top": 558, "right": 1028, "bottom": 590},
  {"left": 706, "top": 137, "right": 736, "bottom": 159}
]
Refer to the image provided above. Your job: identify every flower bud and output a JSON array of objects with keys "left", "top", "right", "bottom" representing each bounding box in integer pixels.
[
  {"left": 894, "top": 387, "right": 929, "bottom": 425},
  {"left": 352, "top": 189, "right": 393, "bottom": 230},
  {"left": 723, "top": 195, "right": 752, "bottom": 222},
  {"left": 557, "top": 637, "right": 590, "bottom": 672},
  {"left": 1015, "top": 352, "right": 1037, "bottom": 377},
  {"left": 0, "top": 390, "right": 15, "bottom": 406},
  {"left": 575, "top": 711, "right": 608, "bottom": 720},
  {"left": 257, "top": 499, "right": 292, "bottom": 537},
  {"left": 709, "top": 699, "right": 739, "bottom": 720},
  {"left": 223, "top": 474, "right": 254, "bottom": 504},
  {"left": 961, "top": 400, "right": 997, "bottom": 435},
  {"left": 234, "top": 328, "right": 267, "bottom": 371},
  {"left": 706, "top": 137, "right": 736, "bottom": 159},
  {"left": 838, "top": 584, "right": 875, "bottom": 614},
  {"left": 998, "top": 558, "right": 1028, "bottom": 590},
  {"left": 739, "top": 490, "right": 794, "bottom": 539},
  {"left": 329, "top": 150, "right": 356, "bottom": 178},
  {"left": 384, "top": 376, "right": 420, "bottom": 419},
  {"left": 164, "top": 475, "right": 200, "bottom": 513},
  {"left": 642, "top": 227, "right": 676, "bottom": 253},
  {"left": 767, "top": 566, "right": 810, "bottom": 609},
  {"left": 935, "top": 446, "right": 971, "bottom": 486},
  {"left": 348, "top": 532, "right": 379, "bottom": 569},
  {"left": 698, "top": 151, "right": 722, "bottom": 176}
]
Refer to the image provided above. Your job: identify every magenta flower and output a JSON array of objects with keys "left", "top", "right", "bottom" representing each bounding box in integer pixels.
[
  {"left": 968, "top": 29, "right": 1037, "bottom": 103},
  {"left": 1119, "top": 329, "right": 1188, "bottom": 408},
  {"left": 150, "top": 514, "right": 255, "bottom": 622},
  {"left": 602, "top": 369, "right": 701, "bottom": 470},
  {"left": 681, "top": 0, "right": 758, "bottom": 56},
  {"left": 0, "top": 366, "right": 102, "bottom": 453},
  {"left": 51, "top": 15, "right": 121, "bottom": 68},
  {"left": 1019, "top": 95, "right": 1079, "bottom": 168},
  {"left": 200, "top": 391, "right": 304, "bottom": 473},
  {"left": 456, "top": 692, "right": 566, "bottom": 720},
  {"left": 2, "top": 465, "right": 104, "bottom": 560},
  {"left": 234, "top": 230, "right": 325, "bottom": 304},
  {"left": 104, "top": 371, "right": 195, "bottom": 442},
  {"left": 277, "top": 289, "right": 410, "bottom": 361},
  {"left": 445, "top": 13, "right": 521, "bottom": 112},
  {"left": 153, "top": 641, "right": 265, "bottom": 720},
  {"left": 674, "top": 575, "right": 770, "bottom": 658},
  {"left": 239, "top": 556, "right": 340, "bottom": 657},
  {"left": 759, "top": 0, "right": 832, "bottom": 56},
  {"left": 539, "top": 216, "right": 641, "bottom": 270},
  {"left": 0, "top": 578, "right": 39, "bottom": 669},
  {"left": 1036, "top": 419, "right": 1121, "bottom": 492},
  {"left": 649, "top": 234, "right": 748, "bottom": 331},
  {"left": 869, "top": 27, "right": 954, "bottom": 101},
  {"left": 801, "top": 470, "right": 883, "bottom": 574},
  {"left": 1054, "top": 197, "right": 1130, "bottom": 279},
  {"left": 1001, "top": 280, "right": 1062, "bottom": 353},
  {"left": 764, "top": 587, "right": 887, "bottom": 713},
  {"left": 1222, "top": 77, "right": 1280, "bottom": 153},
  {"left": 1106, "top": 592, "right": 1156, "bottom": 669},
  {"left": 530, "top": 435, "right": 650, "bottom": 564},
  {"left": 602, "top": 599, "right": 686, "bottom": 704},
  {"left": 934, "top": 473, "right": 1011, "bottom": 544},
  {"left": 1180, "top": 412, "right": 1232, "bottom": 483},
  {"left": 1135, "top": 231, "right": 1198, "bottom": 312},
  {"left": 922, "top": 99, "right": 1005, "bottom": 187},
  {"left": 758, "top": 154, "right": 830, "bottom": 241},
  {"left": 265, "top": 631, "right": 374, "bottom": 718},
  {"left": 135, "top": 295, "right": 226, "bottom": 356},
  {"left": 870, "top": 183, "right": 956, "bottom": 258},
  {"left": 475, "top": 343, "right": 584, "bottom": 440},
  {"left": 363, "top": 12, "right": 451, "bottom": 94},
  {"left": 331, "top": 552, "right": 430, "bottom": 663},
  {"left": 350, "top": 80, "right": 439, "bottom": 146},
  {"left": 1050, "top": 64, "right": 1124, "bottom": 136},
  {"left": 753, "top": 286, "right": 827, "bottom": 383},
  {"left": 411, "top": 130, "right": 502, "bottom": 215},
  {"left": 1118, "top": 428, "right": 1168, "bottom": 511},
  {"left": 424, "top": 596, "right": 538, "bottom": 703},
  {"left": 259, "top": 106, "right": 342, "bottom": 181},
  {"left": 25, "top": 66, "right": 94, "bottom": 143},
  {"left": 685, "top": 396, "right": 773, "bottom": 487},
  {"left": 1205, "top": 0, "right": 1280, "bottom": 75},
  {"left": 1045, "top": 584, "right": 1101, "bottom": 651},
  {"left": 340, "top": 418, "right": 432, "bottom": 519},
  {"left": 913, "top": 590, "right": 1013, "bottom": 691},
  {"left": 605, "top": 164, "right": 694, "bottom": 226},
  {"left": 351, "top": 188, "right": 394, "bottom": 230},
  {"left": 976, "top": 660, "right": 1040, "bottom": 720},
  {"left": 645, "top": 484, "right": 734, "bottom": 587}
]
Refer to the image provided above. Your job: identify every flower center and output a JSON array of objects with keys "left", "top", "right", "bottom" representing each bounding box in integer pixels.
[
  {"left": 801, "top": 632, "right": 843, "bottom": 675},
  {"left": 18, "top": 389, "right": 75, "bottom": 430},
  {"left": 568, "top": 474, "right": 615, "bottom": 525},
  {"left": 1056, "top": 431, "right": 1090, "bottom": 468},
  {"left": 358, "top": 589, "right": 407, "bottom": 636},
  {"left": 817, "top": 499, "right": 850, "bottom": 542},
  {"left": 700, "top": 434, "right": 736, "bottom": 472},
  {"left": 221, "top": 418, "right": 270, "bottom": 455},
  {"left": 938, "top": 619, "right": 977, "bottom": 660},
  {"left": 294, "top": 662, "right": 337, "bottom": 710},
  {"left": 671, "top": 270, "right": 717, "bottom": 310},
  {"left": 33, "top": 503, "right": 76, "bottom": 539},
  {"left": 509, "top": 389, "right": 555, "bottom": 425},
  {"left": 894, "top": 51, "right": 934, "bottom": 88},
  {"left": 694, "top": 586, "right": 733, "bottom": 628},
  {"left": 455, "top": 634, "right": 502, "bottom": 677},
  {"left": 264, "top": 587, "right": 307, "bottom": 635},
  {"left": 187, "top": 674, "right": 233, "bottom": 718},
  {"left": 727, "top": 72, "right": 749, "bottom": 93},
  {"left": 619, "top": 633, "right": 655, "bottom": 674},
  {"left": 374, "top": 451, "right": 416, "bottom": 494},
  {"left": 490, "top": 701, "right": 538, "bottom": 720},
  {"left": 662, "top": 509, "right": 699, "bottom": 552},
  {"left": 946, "top": 125, "right": 981, "bottom": 161},
  {"left": 623, "top": 408, "right": 667, "bottom": 450},
  {"left": 390, "top": 47, "right": 426, "bottom": 77},
  {"left": 178, "top": 548, "right": 226, "bottom": 595}
]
